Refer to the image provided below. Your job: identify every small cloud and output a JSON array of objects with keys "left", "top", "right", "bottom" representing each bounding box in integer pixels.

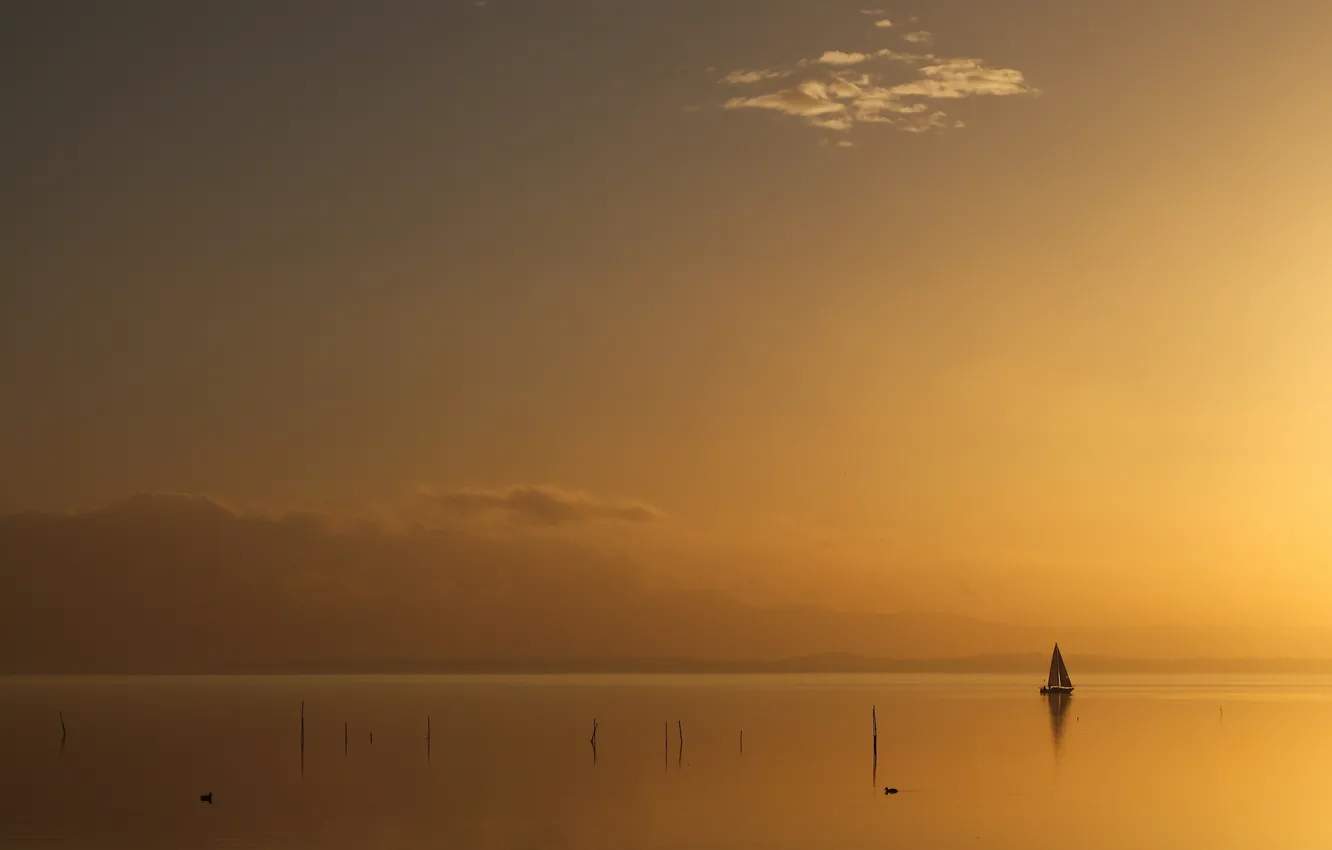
[
  {"left": 420, "top": 485, "right": 664, "bottom": 527},
  {"left": 874, "top": 19, "right": 894, "bottom": 28},
  {"left": 837, "top": 139, "right": 854, "bottom": 148},
  {"left": 876, "top": 48, "right": 928, "bottom": 64},
  {"left": 859, "top": 8, "right": 886, "bottom": 13},
  {"left": 817, "top": 50, "right": 872, "bottom": 66},
  {"left": 813, "top": 116, "right": 854, "bottom": 132},
  {"left": 900, "top": 110, "right": 951, "bottom": 133},
  {"left": 891, "top": 58, "right": 1037, "bottom": 99},
  {"left": 903, "top": 31, "right": 934, "bottom": 45},
  {"left": 721, "top": 68, "right": 787, "bottom": 85}
]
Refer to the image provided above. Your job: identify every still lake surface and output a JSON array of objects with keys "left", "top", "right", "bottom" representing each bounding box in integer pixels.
[{"left": 4, "top": 673, "right": 1332, "bottom": 849}]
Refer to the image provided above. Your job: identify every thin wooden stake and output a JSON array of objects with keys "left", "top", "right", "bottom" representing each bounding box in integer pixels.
[
  {"left": 677, "top": 720, "right": 683, "bottom": 767},
  {"left": 871, "top": 705, "right": 877, "bottom": 759}
]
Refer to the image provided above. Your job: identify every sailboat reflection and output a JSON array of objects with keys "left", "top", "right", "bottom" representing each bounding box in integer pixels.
[{"left": 1046, "top": 691, "right": 1071, "bottom": 755}]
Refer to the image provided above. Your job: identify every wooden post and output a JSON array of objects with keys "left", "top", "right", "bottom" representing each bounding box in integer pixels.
[
  {"left": 872, "top": 705, "right": 877, "bottom": 759},
  {"left": 677, "top": 720, "right": 683, "bottom": 766}
]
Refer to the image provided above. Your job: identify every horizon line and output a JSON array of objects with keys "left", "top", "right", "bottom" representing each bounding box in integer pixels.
[{"left": 13, "top": 652, "right": 1332, "bottom": 676}]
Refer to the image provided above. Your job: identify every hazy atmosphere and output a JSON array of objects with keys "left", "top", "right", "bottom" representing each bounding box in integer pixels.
[{"left": 5, "top": 0, "right": 1332, "bottom": 672}]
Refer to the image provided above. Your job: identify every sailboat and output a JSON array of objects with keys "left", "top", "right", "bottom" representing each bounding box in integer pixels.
[{"left": 1039, "top": 643, "right": 1074, "bottom": 695}]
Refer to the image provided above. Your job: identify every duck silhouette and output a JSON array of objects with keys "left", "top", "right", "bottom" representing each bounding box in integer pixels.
[{"left": 199, "top": 793, "right": 213, "bottom": 804}]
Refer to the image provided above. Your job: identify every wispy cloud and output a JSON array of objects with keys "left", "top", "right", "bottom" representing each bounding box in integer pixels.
[
  {"left": 721, "top": 68, "right": 788, "bottom": 85},
  {"left": 892, "top": 58, "right": 1034, "bottom": 99},
  {"left": 716, "top": 12, "right": 1036, "bottom": 139},
  {"left": 859, "top": 8, "right": 886, "bottom": 14},
  {"left": 419, "top": 484, "right": 664, "bottom": 527},
  {"left": 874, "top": 19, "right": 894, "bottom": 28},
  {"left": 816, "top": 50, "right": 874, "bottom": 66}
]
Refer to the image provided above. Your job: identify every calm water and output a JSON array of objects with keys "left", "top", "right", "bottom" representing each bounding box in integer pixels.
[{"left": 4, "top": 674, "right": 1332, "bottom": 849}]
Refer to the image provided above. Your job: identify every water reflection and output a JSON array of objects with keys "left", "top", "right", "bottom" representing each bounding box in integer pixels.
[
  {"left": 10, "top": 676, "right": 1332, "bottom": 850},
  {"left": 1046, "top": 691, "right": 1071, "bottom": 756}
]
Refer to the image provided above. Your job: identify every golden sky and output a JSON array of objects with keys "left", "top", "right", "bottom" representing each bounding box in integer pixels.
[{"left": 3, "top": 1, "right": 1331, "bottom": 660}]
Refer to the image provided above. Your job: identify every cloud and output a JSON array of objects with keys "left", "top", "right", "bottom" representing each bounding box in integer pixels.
[
  {"left": 813, "top": 116, "right": 855, "bottom": 131},
  {"left": 874, "top": 19, "right": 894, "bottom": 28},
  {"left": 891, "top": 58, "right": 1035, "bottom": 99},
  {"left": 419, "top": 484, "right": 664, "bottom": 526},
  {"left": 0, "top": 493, "right": 1065, "bottom": 674},
  {"left": 714, "top": 14, "right": 1037, "bottom": 138},
  {"left": 859, "top": 8, "right": 886, "bottom": 13},
  {"left": 721, "top": 68, "right": 787, "bottom": 85},
  {"left": 725, "top": 79, "right": 850, "bottom": 123},
  {"left": 817, "top": 50, "right": 873, "bottom": 66}
]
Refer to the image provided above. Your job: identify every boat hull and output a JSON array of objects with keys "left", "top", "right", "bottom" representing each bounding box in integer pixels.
[{"left": 1040, "top": 686, "right": 1074, "bottom": 695}]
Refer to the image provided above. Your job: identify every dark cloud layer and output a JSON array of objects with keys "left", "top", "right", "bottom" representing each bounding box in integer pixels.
[{"left": 0, "top": 494, "right": 1034, "bottom": 673}]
